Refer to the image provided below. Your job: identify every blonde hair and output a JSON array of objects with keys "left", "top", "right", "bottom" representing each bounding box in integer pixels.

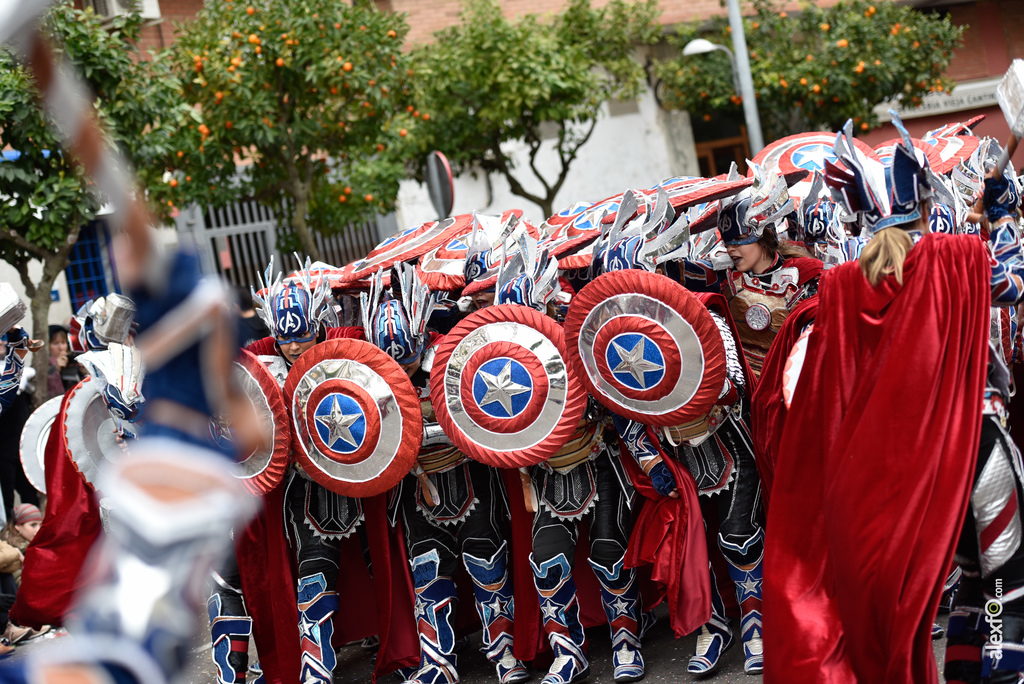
[{"left": 858, "top": 228, "right": 915, "bottom": 286}]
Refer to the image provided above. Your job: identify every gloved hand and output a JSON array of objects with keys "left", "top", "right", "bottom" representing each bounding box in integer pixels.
[
  {"left": 984, "top": 173, "right": 1015, "bottom": 223},
  {"left": 649, "top": 461, "right": 678, "bottom": 498}
]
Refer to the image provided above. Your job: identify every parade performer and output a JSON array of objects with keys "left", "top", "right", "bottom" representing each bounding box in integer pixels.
[
  {"left": 761, "top": 119, "right": 1000, "bottom": 684},
  {"left": 664, "top": 167, "right": 822, "bottom": 378},
  {"left": 243, "top": 258, "right": 365, "bottom": 684},
  {"left": 943, "top": 166, "right": 1024, "bottom": 684},
  {"left": 486, "top": 230, "right": 649, "bottom": 684},
  {"left": 586, "top": 195, "right": 764, "bottom": 676},
  {"left": 12, "top": 301, "right": 142, "bottom": 630},
  {"left": 0, "top": 283, "right": 38, "bottom": 415},
  {"left": 363, "top": 264, "right": 528, "bottom": 684}
]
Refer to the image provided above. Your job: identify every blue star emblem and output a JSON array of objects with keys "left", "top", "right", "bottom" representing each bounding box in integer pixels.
[
  {"left": 472, "top": 358, "right": 533, "bottom": 419},
  {"left": 790, "top": 144, "right": 836, "bottom": 171},
  {"left": 313, "top": 394, "right": 366, "bottom": 453},
  {"left": 606, "top": 333, "right": 666, "bottom": 391}
]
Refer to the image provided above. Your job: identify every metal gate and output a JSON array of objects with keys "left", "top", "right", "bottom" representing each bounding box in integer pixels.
[{"left": 174, "top": 200, "right": 387, "bottom": 288}]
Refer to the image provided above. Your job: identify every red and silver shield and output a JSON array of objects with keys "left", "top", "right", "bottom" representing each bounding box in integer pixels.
[
  {"left": 216, "top": 350, "right": 292, "bottom": 496},
  {"left": 284, "top": 339, "right": 421, "bottom": 497},
  {"left": 873, "top": 137, "right": 942, "bottom": 171},
  {"left": 417, "top": 212, "right": 519, "bottom": 291},
  {"left": 922, "top": 135, "right": 981, "bottom": 174},
  {"left": 64, "top": 376, "right": 134, "bottom": 489},
  {"left": 751, "top": 132, "right": 877, "bottom": 183},
  {"left": 336, "top": 216, "right": 467, "bottom": 285},
  {"left": 564, "top": 270, "right": 727, "bottom": 426},
  {"left": 429, "top": 305, "right": 587, "bottom": 468},
  {"left": 20, "top": 396, "right": 62, "bottom": 493}
]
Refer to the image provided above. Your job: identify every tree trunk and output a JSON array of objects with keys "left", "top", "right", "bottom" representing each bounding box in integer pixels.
[
  {"left": 28, "top": 248, "right": 72, "bottom": 409},
  {"left": 291, "top": 193, "right": 320, "bottom": 262}
]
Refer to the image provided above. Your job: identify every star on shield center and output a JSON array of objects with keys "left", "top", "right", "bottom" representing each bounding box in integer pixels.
[
  {"left": 475, "top": 359, "right": 531, "bottom": 418},
  {"left": 791, "top": 144, "right": 836, "bottom": 171},
  {"left": 609, "top": 335, "right": 665, "bottom": 390},
  {"left": 315, "top": 395, "right": 361, "bottom": 449}
]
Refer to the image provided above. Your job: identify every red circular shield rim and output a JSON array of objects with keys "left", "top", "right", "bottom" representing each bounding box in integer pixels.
[
  {"left": 338, "top": 215, "right": 470, "bottom": 284},
  {"left": 459, "top": 340, "right": 551, "bottom": 433},
  {"left": 564, "top": 269, "right": 727, "bottom": 426},
  {"left": 284, "top": 338, "right": 421, "bottom": 497},
  {"left": 235, "top": 350, "right": 292, "bottom": 496},
  {"left": 928, "top": 135, "right": 981, "bottom": 174},
  {"left": 430, "top": 304, "right": 587, "bottom": 468}
]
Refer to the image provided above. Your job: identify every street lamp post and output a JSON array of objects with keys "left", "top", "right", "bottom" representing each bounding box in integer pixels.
[{"left": 682, "top": 0, "right": 765, "bottom": 155}]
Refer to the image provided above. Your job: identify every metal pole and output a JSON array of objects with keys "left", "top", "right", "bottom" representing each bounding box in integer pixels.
[{"left": 725, "top": 0, "right": 764, "bottom": 155}]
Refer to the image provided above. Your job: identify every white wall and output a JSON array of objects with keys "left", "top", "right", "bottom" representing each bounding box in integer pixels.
[
  {"left": 396, "top": 83, "right": 700, "bottom": 227},
  {"left": 0, "top": 260, "right": 73, "bottom": 333}
]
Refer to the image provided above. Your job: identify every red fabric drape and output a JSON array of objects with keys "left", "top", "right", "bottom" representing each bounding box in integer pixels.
[
  {"left": 763, "top": 233, "right": 990, "bottom": 684},
  {"left": 750, "top": 296, "right": 819, "bottom": 508},
  {"left": 620, "top": 433, "right": 711, "bottom": 637},
  {"left": 11, "top": 390, "right": 100, "bottom": 628}
]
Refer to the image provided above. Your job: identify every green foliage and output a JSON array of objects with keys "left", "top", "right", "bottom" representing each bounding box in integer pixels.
[
  {"left": 0, "top": 3, "right": 180, "bottom": 262},
  {"left": 165, "top": 0, "right": 417, "bottom": 256},
  {"left": 411, "top": 0, "right": 660, "bottom": 217},
  {"left": 652, "top": 0, "right": 963, "bottom": 139}
]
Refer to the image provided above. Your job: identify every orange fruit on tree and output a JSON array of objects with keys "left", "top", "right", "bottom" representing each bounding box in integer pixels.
[
  {"left": 339, "top": 195, "right": 347, "bottom": 203},
  {"left": 861, "top": 122, "right": 869, "bottom": 130},
  {"left": 800, "top": 77, "right": 808, "bottom": 85},
  {"left": 364, "top": 194, "right": 373, "bottom": 202},
  {"left": 225, "top": 121, "right": 233, "bottom": 130},
  {"left": 812, "top": 84, "right": 821, "bottom": 93},
  {"left": 169, "top": 178, "right": 178, "bottom": 188},
  {"left": 246, "top": 6, "right": 254, "bottom": 15},
  {"left": 249, "top": 34, "right": 259, "bottom": 44},
  {"left": 343, "top": 62, "right": 353, "bottom": 72},
  {"left": 176, "top": 150, "right": 184, "bottom": 158},
  {"left": 376, "top": 143, "right": 385, "bottom": 152},
  {"left": 344, "top": 186, "right": 352, "bottom": 194},
  {"left": 399, "top": 129, "right": 407, "bottom": 137},
  {"left": 276, "top": 57, "right": 284, "bottom": 67},
  {"left": 255, "top": 46, "right": 262, "bottom": 54},
  {"left": 330, "top": 87, "right": 338, "bottom": 95},
  {"left": 335, "top": 23, "right": 341, "bottom": 29},
  {"left": 836, "top": 39, "right": 849, "bottom": 48},
  {"left": 821, "top": 23, "right": 830, "bottom": 31}
]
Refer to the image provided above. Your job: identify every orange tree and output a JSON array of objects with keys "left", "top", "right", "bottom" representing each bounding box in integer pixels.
[
  {"left": 165, "top": 0, "right": 417, "bottom": 260},
  {"left": 652, "top": 0, "right": 962, "bottom": 140},
  {"left": 410, "top": 0, "right": 660, "bottom": 218}
]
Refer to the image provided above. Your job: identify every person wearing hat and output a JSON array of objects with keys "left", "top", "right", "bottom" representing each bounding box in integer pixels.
[{"left": 0, "top": 504, "right": 49, "bottom": 646}]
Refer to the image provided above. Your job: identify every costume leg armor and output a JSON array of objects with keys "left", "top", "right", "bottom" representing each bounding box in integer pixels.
[
  {"left": 721, "top": 530, "right": 764, "bottom": 675},
  {"left": 462, "top": 542, "right": 529, "bottom": 684},
  {"left": 531, "top": 553, "right": 589, "bottom": 684},
  {"left": 406, "top": 550, "right": 459, "bottom": 684},
  {"left": 296, "top": 572, "right": 338, "bottom": 684},
  {"left": 687, "top": 562, "right": 734, "bottom": 676},
  {"left": 589, "top": 557, "right": 644, "bottom": 683},
  {"left": 207, "top": 588, "right": 251, "bottom": 684}
]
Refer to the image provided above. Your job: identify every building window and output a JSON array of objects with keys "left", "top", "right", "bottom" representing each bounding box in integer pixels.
[{"left": 65, "top": 220, "right": 117, "bottom": 312}]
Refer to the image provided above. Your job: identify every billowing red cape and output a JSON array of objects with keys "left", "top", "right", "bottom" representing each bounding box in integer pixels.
[
  {"left": 750, "top": 295, "right": 819, "bottom": 507},
  {"left": 763, "top": 233, "right": 990, "bottom": 684},
  {"left": 11, "top": 388, "right": 100, "bottom": 628}
]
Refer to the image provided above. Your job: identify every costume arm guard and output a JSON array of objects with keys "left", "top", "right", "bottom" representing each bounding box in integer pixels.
[
  {"left": 709, "top": 310, "right": 744, "bottom": 404},
  {"left": 989, "top": 218, "right": 1024, "bottom": 306},
  {"left": 610, "top": 413, "right": 663, "bottom": 474},
  {"left": 0, "top": 329, "right": 28, "bottom": 414}
]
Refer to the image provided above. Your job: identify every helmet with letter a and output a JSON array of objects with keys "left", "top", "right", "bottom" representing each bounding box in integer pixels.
[{"left": 252, "top": 255, "right": 332, "bottom": 345}]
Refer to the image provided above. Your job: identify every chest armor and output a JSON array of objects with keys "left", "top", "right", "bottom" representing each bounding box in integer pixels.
[
  {"left": 726, "top": 266, "right": 801, "bottom": 376},
  {"left": 416, "top": 377, "right": 466, "bottom": 474}
]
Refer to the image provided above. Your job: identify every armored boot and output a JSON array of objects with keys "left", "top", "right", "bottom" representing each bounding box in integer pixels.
[
  {"left": 405, "top": 550, "right": 460, "bottom": 684},
  {"left": 687, "top": 563, "right": 734, "bottom": 676},
  {"left": 207, "top": 591, "right": 252, "bottom": 684},
  {"left": 724, "top": 556, "right": 764, "bottom": 674},
  {"left": 297, "top": 573, "right": 339, "bottom": 684},
  {"left": 531, "top": 553, "right": 589, "bottom": 684},
  {"left": 463, "top": 542, "right": 529, "bottom": 684},
  {"left": 589, "top": 558, "right": 644, "bottom": 683},
  {"left": 944, "top": 605, "right": 987, "bottom": 684}
]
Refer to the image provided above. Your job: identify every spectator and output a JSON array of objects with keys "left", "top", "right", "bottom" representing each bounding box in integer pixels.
[
  {"left": 236, "top": 286, "right": 270, "bottom": 348},
  {"left": 0, "top": 506, "right": 47, "bottom": 646},
  {"left": 46, "top": 326, "right": 73, "bottom": 400}
]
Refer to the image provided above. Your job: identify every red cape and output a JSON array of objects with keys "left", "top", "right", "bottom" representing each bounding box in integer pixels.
[
  {"left": 750, "top": 295, "right": 819, "bottom": 508},
  {"left": 763, "top": 233, "right": 989, "bottom": 684},
  {"left": 11, "top": 388, "right": 101, "bottom": 628}
]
